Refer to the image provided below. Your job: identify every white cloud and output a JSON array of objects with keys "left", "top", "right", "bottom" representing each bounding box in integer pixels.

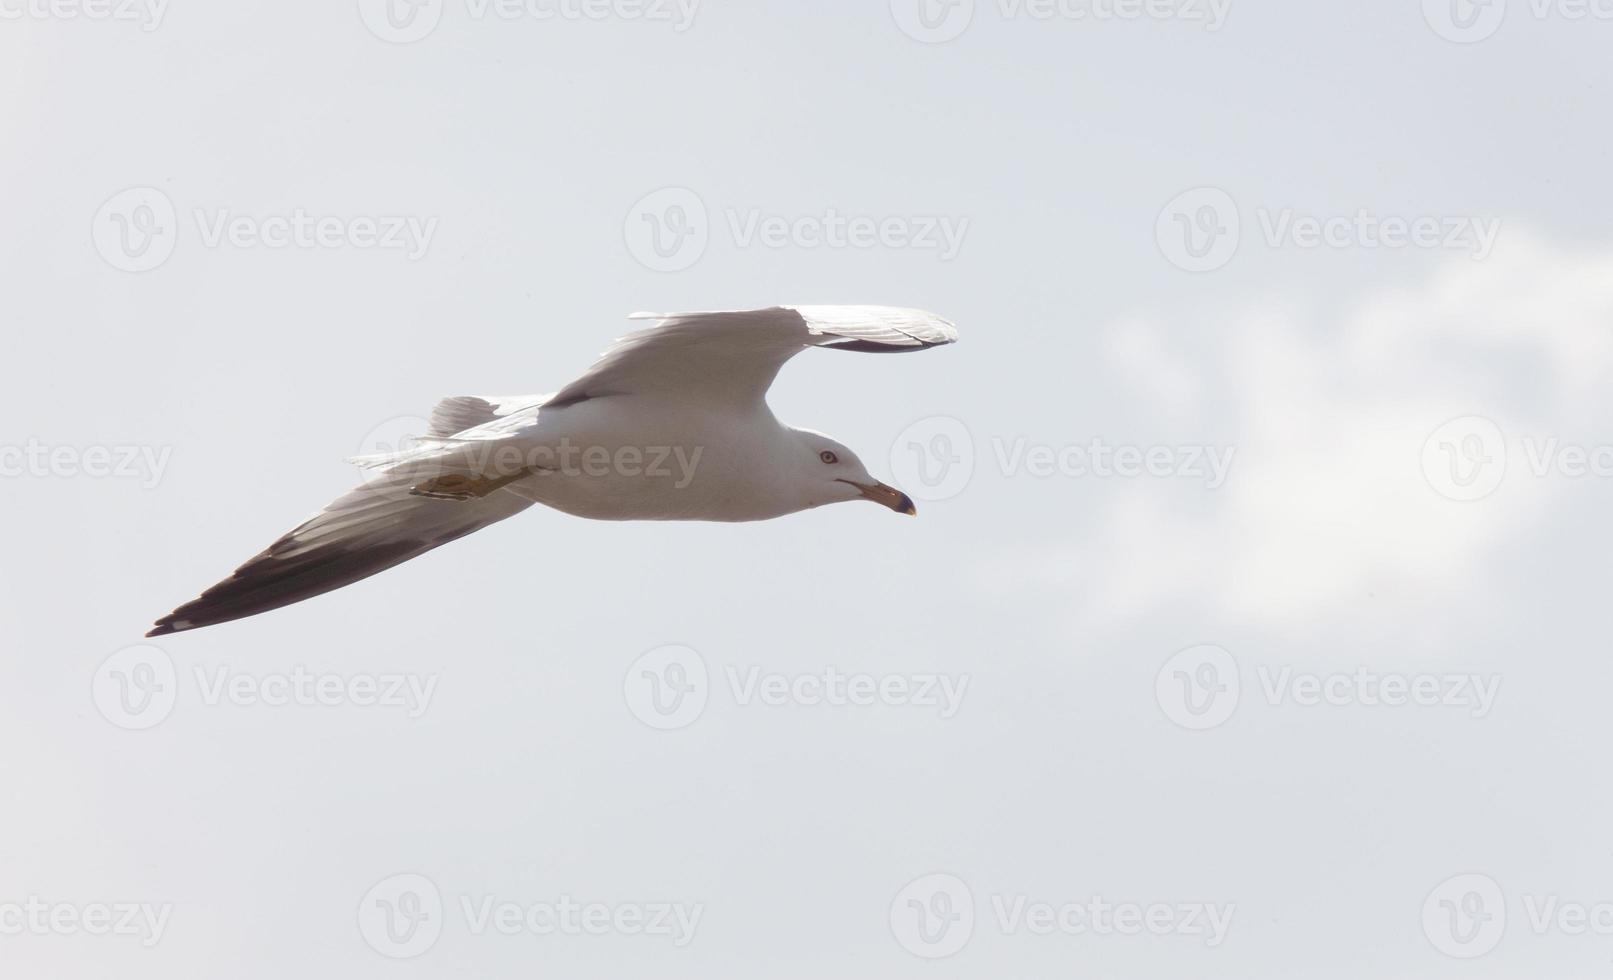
[{"left": 1068, "top": 236, "right": 1613, "bottom": 627}]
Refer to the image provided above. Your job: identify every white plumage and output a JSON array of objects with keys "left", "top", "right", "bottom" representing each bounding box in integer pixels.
[{"left": 148, "top": 305, "right": 957, "bottom": 636}]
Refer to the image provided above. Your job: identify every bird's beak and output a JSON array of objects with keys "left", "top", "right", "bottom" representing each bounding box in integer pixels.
[{"left": 839, "top": 479, "right": 918, "bottom": 516}]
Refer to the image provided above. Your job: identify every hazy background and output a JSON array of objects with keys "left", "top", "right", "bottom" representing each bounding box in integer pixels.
[{"left": 4, "top": 0, "right": 1612, "bottom": 975}]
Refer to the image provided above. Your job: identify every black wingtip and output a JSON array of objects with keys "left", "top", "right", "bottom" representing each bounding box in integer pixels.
[
  {"left": 822, "top": 338, "right": 949, "bottom": 354},
  {"left": 146, "top": 623, "right": 174, "bottom": 638}
]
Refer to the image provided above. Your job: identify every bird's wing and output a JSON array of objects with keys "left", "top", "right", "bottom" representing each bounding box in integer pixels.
[
  {"left": 544, "top": 305, "right": 957, "bottom": 411},
  {"left": 147, "top": 443, "right": 533, "bottom": 636}
]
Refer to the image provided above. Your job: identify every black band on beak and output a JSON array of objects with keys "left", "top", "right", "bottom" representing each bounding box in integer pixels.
[{"left": 838, "top": 479, "right": 917, "bottom": 516}]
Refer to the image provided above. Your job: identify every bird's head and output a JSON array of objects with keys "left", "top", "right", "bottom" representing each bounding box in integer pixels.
[{"left": 789, "top": 428, "right": 917, "bottom": 516}]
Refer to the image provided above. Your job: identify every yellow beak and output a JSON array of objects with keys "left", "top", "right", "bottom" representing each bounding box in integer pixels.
[{"left": 840, "top": 479, "right": 918, "bottom": 516}]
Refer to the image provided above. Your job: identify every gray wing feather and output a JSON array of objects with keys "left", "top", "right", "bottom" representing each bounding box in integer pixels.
[{"left": 544, "top": 305, "right": 956, "bottom": 409}]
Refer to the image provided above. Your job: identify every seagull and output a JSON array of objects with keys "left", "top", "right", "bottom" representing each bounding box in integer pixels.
[{"left": 147, "top": 305, "right": 957, "bottom": 637}]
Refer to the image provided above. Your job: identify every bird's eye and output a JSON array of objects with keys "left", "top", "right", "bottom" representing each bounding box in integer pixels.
[{"left": 820, "top": 450, "right": 839, "bottom": 464}]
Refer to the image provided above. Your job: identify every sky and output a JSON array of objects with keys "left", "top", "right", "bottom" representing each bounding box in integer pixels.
[{"left": 3, "top": 0, "right": 1613, "bottom": 976}]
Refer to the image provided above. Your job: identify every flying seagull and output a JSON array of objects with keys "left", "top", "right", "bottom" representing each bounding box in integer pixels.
[{"left": 147, "top": 305, "right": 957, "bottom": 637}]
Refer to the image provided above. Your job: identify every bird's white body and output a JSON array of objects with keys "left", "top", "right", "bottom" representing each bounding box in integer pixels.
[{"left": 477, "top": 397, "right": 823, "bottom": 523}]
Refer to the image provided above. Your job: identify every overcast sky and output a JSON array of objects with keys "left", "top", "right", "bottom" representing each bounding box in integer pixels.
[{"left": 4, "top": 0, "right": 1613, "bottom": 976}]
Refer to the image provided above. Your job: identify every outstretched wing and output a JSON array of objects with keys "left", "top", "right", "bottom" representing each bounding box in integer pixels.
[
  {"left": 544, "top": 305, "right": 957, "bottom": 411},
  {"left": 147, "top": 449, "right": 532, "bottom": 636}
]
